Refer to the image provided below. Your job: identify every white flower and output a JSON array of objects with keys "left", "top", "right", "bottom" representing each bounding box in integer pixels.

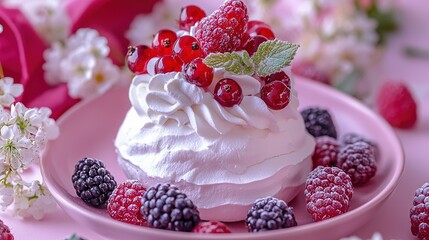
[
  {"left": 60, "top": 48, "right": 97, "bottom": 85},
  {"left": 68, "top": 29, "right": 110, "bottom": 58},
  {"left": 43, "top": 42, "right": 68, "bottom": 85},
  {"left": 0, "top": 77, "right": 24, "bottom": 107},
  {"left": 0, "top": 185, "right": 14, "bottom": 210},
  {"left": 0, "top": 125, "right": 33, "bottom": 170}
]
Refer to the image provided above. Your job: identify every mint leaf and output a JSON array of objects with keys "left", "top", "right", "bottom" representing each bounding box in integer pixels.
[
  {"left": 252, "top": 40, "right": 299, "bottom": 77},
  {"left": 203, "top": 51, "right": 254, "bottom": 75}
]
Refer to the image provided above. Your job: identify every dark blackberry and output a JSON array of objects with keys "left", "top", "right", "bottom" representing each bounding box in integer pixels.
[
  {"left": 71, "top": 157, "right": 117, "bottom": 207},
  {"left": 411, "top": 182, "right": 429, "bottom": 239},
  {"left": 301, "top": 107, "right": 337, "bottom": 139},
  {"left": 141, "top": 183, "right": 200, "bottom": 232},
  {"left": 246, "top": 197, "right": 297, "bottom": 232},
  {"left": 341, "top": 133, "right": 379, "bottom": 157}
]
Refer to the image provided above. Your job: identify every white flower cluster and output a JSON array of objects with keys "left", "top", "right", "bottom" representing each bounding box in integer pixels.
[
  {"left": 2, "top": 0, "right": 70, "bottom": 44},
  {"left": 43, "top": 28, "right": 123, "bottom": 99},
  {"left": 0, "top": 75, "right": 59, "bottom": 220}
]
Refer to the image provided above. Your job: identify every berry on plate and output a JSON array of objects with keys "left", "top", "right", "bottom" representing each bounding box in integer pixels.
[
  {"left": 305, "top": 166, "right": 353, "bottom": 222},
  {"left": 71, "top": 157, "right": 117, "bottom": 207},
  {"left": 192, "top": 221, "right": 231, "bottom": 234},
  {"left": 301, "top": 107, "right": 337, "bottom": 139},
  {"left": 376, "top": 81, "right": 417, "bottom": 129},
  {"left": 341, "top": 133, "right": 379, "bottom": 158},
  {"left": 0, "top": 219, "right": 14, "bottom": 240},
  {"left": 141, "top": 183, "right": 200, "bottom": 232},
  {"left": 312, "top": 136, "right": 340, "bottom": 168},
  {"left": 411, "top": 182, "right": 429, "bottom": 240},
  {"left": 107, "top": 180, "right": 147, "bottom": 226},
  {"left": 246, "top": 197, "right": 297, "bottom": 232}
]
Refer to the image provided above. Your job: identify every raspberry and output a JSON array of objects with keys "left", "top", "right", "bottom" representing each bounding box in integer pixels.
[
  {"left": 301, "top": 107, "right": 337, "bottom": 139},
  {"left": 107, "top": 180, "right": 147, "bottom": 226},
  {"left": 376, "top": 81, "right": 417, "bottom": 129},
  {"left": 0, "top": 219, "right": 13, "bottom": 240},
  {"left": 291, "top": 61, "right": 331, "bottom": 85},
  {"left": 246, "top": 197, "right": 297, "bottom": 232},
  {"left": 195, "top": 0, "right": 248, "bottom": 54},
  {"left": 337, "top": 142, "right": 377, "bottom": 186},
  {"left": 341, "top": 133, "right": 378, "bottom": 157},
  {"left": 192, "top": 221, "right": 231, "bottom": 233},
  {"left": 71, "top": 157, "right": 117, "bottom": 207},
  {"left": 312, "top": 136, "right": 340, "bottom": 168},
  {"left": 411, "top": 182, "right": 429, "bottom": 239},
  {"left": 305, "top": 166, "right": 353, "bottom": 222},
  {"left": 141, "top": 183, "right": 200, "bottom": 232}
]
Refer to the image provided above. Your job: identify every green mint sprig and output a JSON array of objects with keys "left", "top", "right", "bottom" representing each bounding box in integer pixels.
[{"left": 203, "top": 39, "right": 299, "bottom": 77}]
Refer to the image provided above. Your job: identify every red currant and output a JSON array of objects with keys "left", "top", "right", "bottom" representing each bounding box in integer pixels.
[
  {"left": 152, "top": 29, "right": 178, "bottom": 56},
  {"left": 172, "top": 35, "right": 204, "bottom": 64},
  {"left": 247, "top": 20, "right": 271, "bottom": 31},
  {"left": 261, "top": 80, "right": 291, "bottom": 110},
  {"left": 248, "top": 26, "right": 275, "bottom": 40},
  {"left": 179, "top": 5, "right": 206, "bottom": 31},
  {"left": 154, "top": 55, "right": 183, "bottom": 74},
  {"left": 184, "top": 58, "right": 214, "bottom": 87},
  {"left": 242, "top": 35, "right": 268, "bottom": 56},
  {"left": 260, "top": 71, "right": 291, "bottom": 86},
  {"left": 214, "top": 78, "right": 243, "bottom": 107},
  {"left": 126, "top": 45, "right": 154, "bottom": 74}
]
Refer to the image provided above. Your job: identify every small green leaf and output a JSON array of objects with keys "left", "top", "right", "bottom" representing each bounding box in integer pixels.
[
  {"left": 203, "top": 51, "right": 254, "bottom": 75},
  {"left": 252, "top": 40, "right": 299, "bottom": 77}
]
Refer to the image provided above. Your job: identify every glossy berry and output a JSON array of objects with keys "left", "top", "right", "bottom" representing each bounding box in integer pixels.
[
  {"left": 247, "top": 20, "right": 271, "bottom": 32},
  {"left": 214, "top": 78, "right": 243, "bottom": 107},
  {"left": 195, "top": 0, "right": 248, "bottom": 54},
  {"left": 192, "top": 221, "right": 232, "bottom": 234},
  {"left": 376, "top": 81, "right": 417, "bottom": 129},
  {"left": 126, "top": 45, "right": 154, "bottom": 74},
  {"left": 410, "top": 182, "right": 429, "bottom": 239},
  {"left": 184, "top": 58, "right": 214, "bottom": 87},
  {"left": 301, "top": 107, "right": 337, "bottom": 139},
  {"left": 260, "top": 71, "right": 291, "bottom": 86},
  {"left": 261, "top": 80, "right": 291, "bottom": 110},
  {"left": 312, "top": 136, "right": 340, "bottom": 168},
  {"left": 154, "top": 55, "right": 183, "bottom": 74},
  {"left": 292, "top": 61, "right": 330, "bottom": 84},
  {"left": 152, "top": 29, "right": 178, "bottom": 56},
  {"left": 305, "top": 166, "right": 353, "bottom": 222},
  {"left": 0, "top": 219, "right": 13, "bottom": 240},
  {"left": 107, "top": 180, "right": 147, "bottom": 226},
  {"left": 248, "top": 26, "right": 275, "bottom": 40},
  {"left": 179, "top": 5, "right": 206, "bottom": 31},
  {"left": 242, "top": 35, "right": 268, "bottom": 56},
  {"left": 172, "top": 35, "right": 204, "bottom": 64},
  {"left": 246, "top": 197, "right": 297, "bottom": 232},
  {"left": 337, "top": 141, "right": 377, "bottom": 186}
]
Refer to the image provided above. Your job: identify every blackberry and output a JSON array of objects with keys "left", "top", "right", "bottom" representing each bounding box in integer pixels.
[
  {"left": 71, "top": 157, "right": 117, "bottom": 207},
  {"left": 141, "top": 183, "right": 200, "bottom": 232},
  {"left": 341, "top": 133, "right": 379, "bottom": 157},
  {"left": 301, "top": 107, "right": 337, "bottom": 139},
  {"left": 246, "top": 197, "right": 297, "bottom": 232},
  {"left": 411, "top": 182, "right": 429, "bottom": 239}
]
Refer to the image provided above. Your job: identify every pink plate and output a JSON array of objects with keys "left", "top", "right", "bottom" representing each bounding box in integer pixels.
[{"left": 41, "top": 78, "right": 404, "bottom": 240}]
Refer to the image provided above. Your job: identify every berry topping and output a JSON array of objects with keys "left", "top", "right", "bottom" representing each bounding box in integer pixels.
[
  {"left": 172, "top": 35, "right": 204, "bottom": 64},
  {"left": 195, "top": 0, "right": 248, "bottom": 54},
  {"left": 246, "top": 197, "right": 297, "bottom": 232},
  {"left": 312, "top": 136, "right": 340, "bottom": 168},
  {"left": 411, "top": 182, "right": 429, "bottom": 239},
  {"left": 261, "top": 80, "right": 291, "bottom": 110},
  {"left": 242, "top": 35, "right": 268, "bottom": 56},
  {"left": 337, "top": 141, "right": 377, "bottom": 186},
  {"left": 179, "top": 5, "right": 206, "bottom": 31},
  {"left": 341, "top": 133, "right": 378, "bottom": 157},
  {"left": 305, "top": 166, "right": 353, "bottom": 222},
  {"left": 107, "top": 180, "right": 147, "bottom": 226},
  {"left": 248, "top": 26, "right": 275, "bottom": 40},
  {"left": 154, "top": 55, "right": 183, "bottom": 74},
  {"left": 301, "top": 107, "right": 337, "bottom": 139},
  {"left": 141, "top": 183, "right": 200, "bottom": 232},
  {"left": 292, "top": 61, "right": 331, "bottom": 84},
  {"left": 192, "top": 221, "right": 231, "bottom": 234},
  {"left": 260, "top": 71, "right": 291, "bottom": 86},
  {"left": 152, "top": 29, "right": 178, "bottom": 56},
  {"left": 126, "top": 45, "right": 154, "bottom": 74},
  {"left": 184, "top": 58, "right": 214, "bottom": 87},
  {"left": 0, "top": 219, "right": 13, "bottom": 240},
  {"left": 213, "top": 78, "right": 243, "bottom": 107},
  {"left": 376, "top": 81, "right": 417, "bottom": 129},
  {"left": 71, "top": 157, "right": 117, "bottom": 207}
]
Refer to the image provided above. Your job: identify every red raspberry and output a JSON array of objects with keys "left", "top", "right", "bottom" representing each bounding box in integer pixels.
[
  {"left": 107, "top": 180, "right": 147, "bottom": 226},
  {"left": 291, "top": 61, "right": 331, "bottom": 84},
  {"left": 192, "top": 221, "right": 232, "bottom": 234},
  {"left": 312, "top": 136, "right": 340, "bottom": 168},
  {"left": 305, "top": 166, "right": 353, "bottom": 222},
  {"left": 195, "top": 0, "right": 248, "bottom": 54},
  {"left": 337, "top": 141, "right": 376, "bottom": 186},
  {"left": 411, "top": 182, "right": 429, "bottom": 239},
  {"left": 0, "top": 219, "right": 13, "bottom": 240},
  {"left": 376, "top": 81, "right": 417, "bottom": 129}
]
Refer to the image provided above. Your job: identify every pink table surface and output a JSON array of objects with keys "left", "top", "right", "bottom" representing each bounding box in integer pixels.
[{"left": 1, "top": 0, "right": 428, "bottom": 239}]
